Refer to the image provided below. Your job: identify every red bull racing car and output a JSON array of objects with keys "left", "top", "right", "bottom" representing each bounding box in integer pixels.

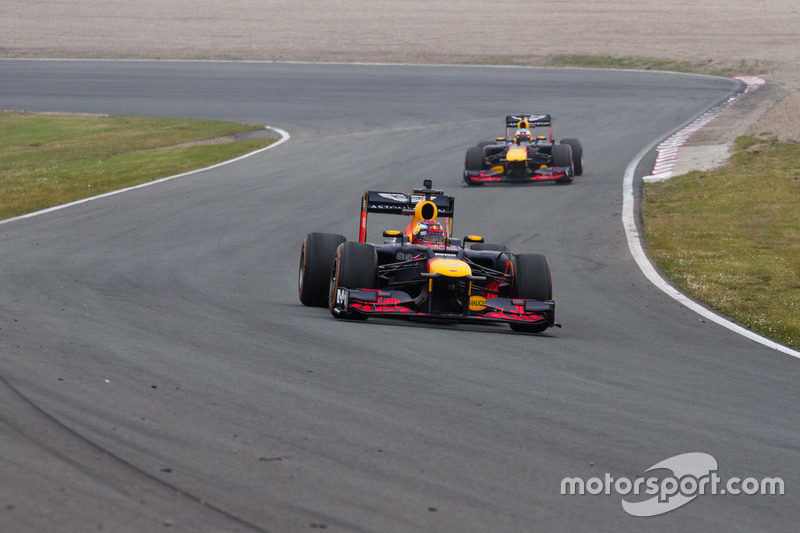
[
  {"left": 463, "top": 114, "right": 583, "bottom": 185},
  {"left": 298, "top": 180, "right": 558, "bottom": 333}
]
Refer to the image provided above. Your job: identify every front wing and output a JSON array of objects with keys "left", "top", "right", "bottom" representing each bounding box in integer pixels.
[
  {"left": 332, "top": 288, "right": 556, "bottom": 328},
  {"left": 464, "top": 166, "right": 572, "bottom": 184}
]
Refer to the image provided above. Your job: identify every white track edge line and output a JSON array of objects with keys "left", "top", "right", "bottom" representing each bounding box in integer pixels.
[
  {"left": 623, "top": 143, "right": 800, "bottom": 360},
  {"left": 0, "top": 126, "right": 291, "bottom": 226}
]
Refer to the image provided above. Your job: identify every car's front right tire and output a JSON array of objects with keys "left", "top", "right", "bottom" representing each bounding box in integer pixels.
[
  {"left": 299, "top": 232, "right": 346, "bottom": 307},
  {"left": 329, "top": 241, "right": 378, "bottom": 319},
  {"left": 465, "top": 146, "right": 485, "bottom": 171}
]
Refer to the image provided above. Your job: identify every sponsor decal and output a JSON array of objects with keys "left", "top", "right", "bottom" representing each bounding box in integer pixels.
[
  {"left": 369, "top": 203, "right": 404, "bottom": 211},
  {"left": 335, "top": 288, "right": 348, "bottom": 307},
  {"left": 378, "top": 193, "right": 409, "bottom": 202},
  {"left": 410, "top": 194, "right": 440, "bottom": 203},
  {"left": 469, "top": 295, "right": 487, "bottom": 311}
]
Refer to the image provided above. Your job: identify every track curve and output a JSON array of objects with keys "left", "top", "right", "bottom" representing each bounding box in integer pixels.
[{"left": 1, "top": 60, "right": 797, "bottom": 532}]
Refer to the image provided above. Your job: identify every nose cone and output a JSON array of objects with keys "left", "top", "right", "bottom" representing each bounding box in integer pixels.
[
  {"left": 428, "top": 258, "right": 472, "bottom": 277},
  {"left": 506, "top": 146, "right": 527, "bottom": 162}
]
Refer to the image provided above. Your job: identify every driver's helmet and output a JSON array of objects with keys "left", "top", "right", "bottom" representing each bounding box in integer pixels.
[
  {"left": 412, "top": 219, "right": 445, "bottom": 245},
  {"left": 514, "top": 128, "right": 532, "bottom": 144}
]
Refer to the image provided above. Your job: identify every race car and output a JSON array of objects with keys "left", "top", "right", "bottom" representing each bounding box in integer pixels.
[
  {"left": 463, "top": 114, "right": 583, "bottom": 185},
  {"left": 298, "top": 180, "right": 558, "bottom": 333}
]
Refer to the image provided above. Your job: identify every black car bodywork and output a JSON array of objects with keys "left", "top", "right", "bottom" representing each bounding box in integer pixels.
[
  {"left": 463, "top": 114, "right": 584, "bottom": 185},
  {"left": 298, "top": 181, "right": 557, "bottom": 333}
]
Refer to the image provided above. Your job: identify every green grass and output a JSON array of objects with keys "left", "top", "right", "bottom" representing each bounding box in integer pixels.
[
  {"left": 643, "top": 136, "right": 800, "bottom": 347},
  {"left": 546, "top": 54, "right": 762, "bottom": 77},
  {"left": 0, "top": 111, "right": 275, "bottom": 219},
  {"left": 546, "top": 53, "right": 798, "bottom": 349},
  {"left": 448, "top": 53, "right": 762, "bottom": 77},
  {"left": 3, "top": 109, "right": 797, "bottom": 350}
]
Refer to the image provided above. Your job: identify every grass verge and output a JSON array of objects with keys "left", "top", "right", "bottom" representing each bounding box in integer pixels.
[
  {"left": 452, "top": 53, "right": 762, "bottom": 77},
  {"left": 642, "top": 135, "right": 800, "bottom": 348},
  {"left": 546, "top": 54, "right": 762, "bottom": 77},
  {"left": 0, "top": 111, "right": 275, "bottom": 220}
]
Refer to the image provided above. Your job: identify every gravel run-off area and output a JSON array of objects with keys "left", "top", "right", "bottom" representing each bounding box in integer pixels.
[{"left": 2, "top": 1, "right": 799, "bottom": 164}]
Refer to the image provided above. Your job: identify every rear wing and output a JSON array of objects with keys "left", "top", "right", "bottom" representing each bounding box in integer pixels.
[
  {"left": 359, "top": 181, "right": 455, "bottom": 242},
  {"left": 505, "top": 114, "right": 553, "bottom": 142},
  {"left": 506, "top": 114, "right": 551, "bottom": 128}
]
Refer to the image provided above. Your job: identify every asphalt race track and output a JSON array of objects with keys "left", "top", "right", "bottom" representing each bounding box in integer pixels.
[{"left": 1, "top": 60, "right": 797, "bottom": 532}]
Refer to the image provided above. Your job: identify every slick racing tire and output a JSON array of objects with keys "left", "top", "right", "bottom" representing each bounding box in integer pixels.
[
  {"left": 551, "top": 144, "right": 574, "bottom": 184},
  {"left": 510, "top": 253, "right": 552, "bottom": 333},
  {"left": 299, "top": 232, "right": 346, "bottom": 307},
  {"left": 560, "top": 138, "right": 583, "bottom": 176},
  {"left": 329, "top": 241, "right": 378, "bottom": 319},
  {"left": 465, "top": 146, "right": 485, "bottom": 171}
]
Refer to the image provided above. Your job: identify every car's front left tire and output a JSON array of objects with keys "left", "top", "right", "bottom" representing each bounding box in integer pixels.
[
  {"left": 509, "top": 253, "right": 553, "bottom": 333},
  {"left": 560, "top": 138, "right": 583, "bottom": 176},
  {"left": 551, "top": 143, "right": 574, "bottom": 184}
]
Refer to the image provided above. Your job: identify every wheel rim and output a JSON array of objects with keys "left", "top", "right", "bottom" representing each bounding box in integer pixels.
[
  {"left": 328, "top": 258, "right": 339, "bottom": 305},
  {"left": 298, "top": 248, "right": 305, "bottom": 294}
]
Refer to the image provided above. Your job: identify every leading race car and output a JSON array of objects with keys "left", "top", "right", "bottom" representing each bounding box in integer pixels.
[
  {"left": 463, "top": 114, "right": 584, "bottom": 185},
  {"left": 298, "top": 180, "right": 558, "bottom": 333}
]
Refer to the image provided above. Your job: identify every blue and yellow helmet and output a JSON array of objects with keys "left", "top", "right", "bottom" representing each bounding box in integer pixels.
[{"left": 514, "top": 128, "right": 532, "bottom": 144}]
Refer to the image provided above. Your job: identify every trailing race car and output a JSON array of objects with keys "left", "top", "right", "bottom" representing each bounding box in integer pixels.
[
  {"left": 298, "top": 180, "right": 558, "bottom": 333},
  {"left": 463, "top": 114, "right": 583, "bottom": 185}
]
